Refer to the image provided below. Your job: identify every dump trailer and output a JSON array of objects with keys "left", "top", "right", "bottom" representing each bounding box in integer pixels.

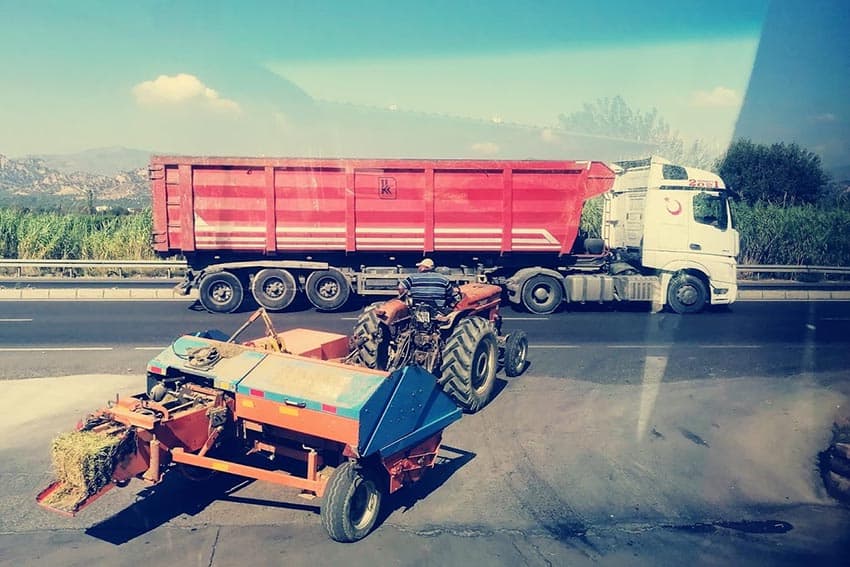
[
  {"left": 37, "top": 310, "right": 463, "bottom": 542},
  {"left": 151, "top": 155, "right": 738, "bottom": 314}
]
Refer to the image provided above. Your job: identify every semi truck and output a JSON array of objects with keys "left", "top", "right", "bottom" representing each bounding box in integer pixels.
[{"left": 151, "top": 155, "right": 738, "bottom": 314}]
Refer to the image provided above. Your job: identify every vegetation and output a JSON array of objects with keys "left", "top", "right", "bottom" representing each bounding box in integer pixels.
[{"left": 0, "top": 208, "right": 153, "bottom": 260}]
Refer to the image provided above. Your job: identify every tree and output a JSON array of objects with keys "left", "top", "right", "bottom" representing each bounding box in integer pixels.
[
  {"left": 559, "top": 96, "right": 716, "bottom": 169},
  {"left": 715, "top": 139, "right": 829, "bottom": 207}
]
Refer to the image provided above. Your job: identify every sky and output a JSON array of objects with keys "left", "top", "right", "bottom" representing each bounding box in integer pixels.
[{"left": 0, "top": 0, "right": 844, "bottom": 171}]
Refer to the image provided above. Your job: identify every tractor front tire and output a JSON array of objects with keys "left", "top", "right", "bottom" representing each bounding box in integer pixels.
[
  {"left": 503, "top": 330, "right": 528, "bottom": 377},
  {"left": 440, "top": 316, "right": 498, "bottom": 413},
  {"left": 352, "top": 308, "right": 390, "bottom": 370},
  {"left": 321, "top": 461, "right": 383, "bottom": 543}
]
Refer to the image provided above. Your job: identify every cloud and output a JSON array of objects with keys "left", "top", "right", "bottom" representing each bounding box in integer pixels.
[
  {"left": 132, "top": 73, "right": 241, "bottom": 113},
  {"left": 471, "top": 141, "right": 500, "bottom": 155},
  {"left": 813, "top": 113, "right": 838, "bottom": 123},
  {"left": 690, "top": 86, "right": 740, "bottom": 108}
]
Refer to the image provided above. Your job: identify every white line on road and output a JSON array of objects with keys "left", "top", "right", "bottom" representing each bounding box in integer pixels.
[
  {"left": 134, "top": 347, "right": 166, "bottom": 351},
  {"left": 699, "top": 345, "right": 762, "bottom": 349},
  {"left": 529, "top": 344, "right": 581, "bottom": 349},
  {"left": 821, "top": 317, "right": 850, "bottom": 321},
  {"left": 0, "top": 347, "right": 113, "bottom": 352},
  {"left": 0, "top": 318, "right": 33, "bottom": 322}
]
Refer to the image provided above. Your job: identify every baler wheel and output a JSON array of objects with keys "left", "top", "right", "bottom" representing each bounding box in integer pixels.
[
  {"left": 321, "top": 461, "right": 383, "bottom": 543},
  {"left": 199, "top": 271, "right": 244, "bottom": 313},
  {"left": 352, "top": 308, "right": 390, "bottom": 370},
  {"left": 440, "top": 316, "right": 498, "bottom": 413}
]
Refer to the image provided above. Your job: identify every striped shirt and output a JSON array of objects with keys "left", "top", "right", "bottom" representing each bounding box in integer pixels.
[{"left": 400, "top": 272, "right": 459, "bottom": 307}]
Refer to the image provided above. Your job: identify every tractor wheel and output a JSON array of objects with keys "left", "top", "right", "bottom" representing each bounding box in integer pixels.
[
  {"left": 352, "top": 308, "right": 390, "bottom": 370},
  {"left": 199, "top": 271, "right": 244, "bottom": 313},
  {"left": 503, "top": 330, "right": 528, "bottom": 377},
  {"left": 521, "top": 275, "right": 564, "bottom": 314},
  {"left": 321, "top": 461, "right": 383, "bottom": 543},
  {"left": 440, "top": 316, "right": 498, "bottom": 413},
  {"left": 251, "top": 268, "right": 298, "bottom": 311},
  {"left": 667, "top": 274, "right": 708, "bottom": 314},
  {"left": 306, "top": 269, "right": 351, "bottom": 311}
]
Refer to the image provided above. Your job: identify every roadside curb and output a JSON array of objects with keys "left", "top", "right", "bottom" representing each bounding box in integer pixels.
[{"left": 737, "top": 289, "right": 850, "bottom": 301}]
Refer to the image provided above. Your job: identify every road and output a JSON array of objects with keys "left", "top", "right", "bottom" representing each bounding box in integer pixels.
[{"left": 1, "top": 300, "right": 849, "bottom": 565}]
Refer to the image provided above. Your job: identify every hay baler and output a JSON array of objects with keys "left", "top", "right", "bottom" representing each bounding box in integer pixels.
[{"left": 37, "top": 311, "right": 462, "bottom": 542}]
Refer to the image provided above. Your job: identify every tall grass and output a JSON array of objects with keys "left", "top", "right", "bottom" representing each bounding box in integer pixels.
[{"left": 0, "top": 208, "right": 154, "bottom": 260}]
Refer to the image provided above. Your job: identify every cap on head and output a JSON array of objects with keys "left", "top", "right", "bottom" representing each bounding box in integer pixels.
[{"left": 416, "top": 258, "right": 435, "bottom": 269}]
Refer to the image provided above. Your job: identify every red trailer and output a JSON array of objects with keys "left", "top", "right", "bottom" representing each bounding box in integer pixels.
[{"left": 151, "top": 156, "right": 616, "bottom": 313}]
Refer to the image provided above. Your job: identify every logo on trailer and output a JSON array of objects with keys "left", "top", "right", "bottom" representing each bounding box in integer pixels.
[
  {"left": 664, "top": 197, "right": 682, "bottom": 216},
  {"left": 379, "top": 177, "right": 397, "bottom": 199}
]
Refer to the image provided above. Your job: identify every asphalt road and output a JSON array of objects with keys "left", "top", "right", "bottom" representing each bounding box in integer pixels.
[{"left": 1, "top": 300, "right": 849, "bottom": 565}]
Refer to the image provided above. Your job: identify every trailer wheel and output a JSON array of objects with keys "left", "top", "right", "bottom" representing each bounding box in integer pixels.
[
  {"left": 503, "top": 330, "right": 528, "bottom": 377},
  {"left": 251, "top": 268, "right": 298, "bottom": 311},
  {"left": 667, "top": 274, "right": 707, "bottom": 314},
  {"left": 306, "top": 270, "right": 351, "bottom": 311},
  {"left": 199, "top": 271, "right": 244, "bottom": 313},
  {"left": 440, "top": 316, "right": 498, "bottom": 412},
  {"left": 352, "top": 308, "right": 390, "bottom": 370},
  {"left": 521, "top": 275, "right": 563, "bottom": 314},
  {"left": 321, "top": 461, "right": 383, "bottom": 543}
]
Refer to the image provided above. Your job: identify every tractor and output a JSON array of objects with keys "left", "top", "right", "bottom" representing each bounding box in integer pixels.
[{"left": 349, "top": 282, "right": 528, "bottom": 412}]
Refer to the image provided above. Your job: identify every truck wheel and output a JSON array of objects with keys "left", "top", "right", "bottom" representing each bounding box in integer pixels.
[
  {"left": 503, "top": 330, "right": 528, "bottom": 377},
  {"left": 199, "top": 271, "right": 244, "bottom": 313},
  {"left": 667, "top": 274, "right": 708, "bottom": 314},
  {"left": 251, "top": 268, "right": 298, "bottom": 311},
  {"left": 521, "top": 275, "right": 563, "bottom": 314},
  {"left": 306, "top": 270, "right": 351, "bottom": 311},
  {"left": 321, "top": 461, "right": 383, "bottom": 543},
  {"left": 352, "top": 308, "right": 390, "bottom": 370},
  {"left": 441, "top": 316, "right": 498, "bottom": 412}
]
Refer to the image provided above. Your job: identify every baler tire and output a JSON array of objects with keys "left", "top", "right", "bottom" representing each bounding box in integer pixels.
[
  {"left": 667, "top": 274, "right": 708, "bottom": 314},
  {"left": 251, "top": 268, "right": 298, "bottom": 311},
  {"left": 352, "top": 308, "right": 390, "bottom": 370},
  {"left": 440, "top": 316, "right": 498, "bottom": 413},
  {"left": 321, "top": 461, "right": 383, "bottom": 543},
  {"left": 521, "top": 275, "right": 564, "bottom": 314},
  {"left": 306, "top": 270, "right": 351, "bottom": 311},
  {"left": 198, "top": 271, "right": 244, "bottom": 313},
  {"left": 503, "top": 330, "right": 528, "bottom": 377}
]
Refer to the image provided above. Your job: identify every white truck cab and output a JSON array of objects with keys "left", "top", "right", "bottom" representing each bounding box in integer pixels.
[{"left": 603, "top": 156, "right": 739, "bottom": 313}]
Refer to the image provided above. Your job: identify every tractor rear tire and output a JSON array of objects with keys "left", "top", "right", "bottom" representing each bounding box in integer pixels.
[
  {"left": 321, "top": 461, "right": 383, "bottom": 543},
  {"left": 440, "top": 316, "right": 498, "bottom": 413},
  {"left": 503, "top": 330, "right": 528, "bottom": 377},
  {"left": 251, "top": 268, "right": 298, "bottom": 311},
  {"left": 352, "top": 308, "right": 390, "bottom": 370},
  {"left": 199, "top": 271, "right": 244, "bottom": 313}
]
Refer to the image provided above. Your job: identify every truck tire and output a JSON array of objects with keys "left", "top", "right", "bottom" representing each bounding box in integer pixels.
[
  {"left": 521, "top": 275, "right": 563, "bottom": 314},
  {"left": 352, "top": 308, "right": 390, "bottom": 370},
  {"left": 321, "top": 461, "right": 383, "bottom": 543},
  {"left": 503, "top": 330, "right": 528, "bottom": 377},
  {"left": 251, "top": 268, "right": 298, "bottom": 311},
  {"left": 440, "top": 316, "right": 498, "bottom": 413},
  {"left": 199, "top": 271, "right": 244, "bottom": 313},
  {"left": 667, "top": 274, "right": 708, "bottom": 314},
  {"left": 306, "top": 270, "right": 351, "bottom": 311}
]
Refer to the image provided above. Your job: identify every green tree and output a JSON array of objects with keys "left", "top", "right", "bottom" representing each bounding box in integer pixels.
[
  {"left": 715, "top": 139, "right": 830, "bottom": 207},
  {"left": 559, "top": 95, "right": 716, "bottom": 169}
]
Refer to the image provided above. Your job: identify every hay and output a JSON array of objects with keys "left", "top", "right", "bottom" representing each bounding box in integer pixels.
[{"left": 41, "top": 429, "right": 128, "bottom": 512}]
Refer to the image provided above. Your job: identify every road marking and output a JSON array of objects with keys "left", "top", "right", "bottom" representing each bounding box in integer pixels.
[
  {"left": 821, "top": 317, "right": 850, "bottom": 321},
  {"left": 529, "top": 344, "right": 581, "bottom": 349},
  {"left": 0, "top": 318, "right": 33, "bottom": 322},
  {"left": 0, "top": 347, "right": 113, "bottom": 352},
  {"left": 135, "top": 346, "right": 166, "bottom": 351},
  {"left": 699, "top": 345, "right": 762, "bottom": 349}
]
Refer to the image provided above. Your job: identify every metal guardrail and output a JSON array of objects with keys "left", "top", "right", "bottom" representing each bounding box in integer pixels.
[{"left": 1, "top": 259, "right": 849, "bottom": 278}]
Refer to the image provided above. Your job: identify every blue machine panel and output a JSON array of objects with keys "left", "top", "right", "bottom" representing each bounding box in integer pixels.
[{"left": 148, "top": 336, "right": 267, "bottom": 391}]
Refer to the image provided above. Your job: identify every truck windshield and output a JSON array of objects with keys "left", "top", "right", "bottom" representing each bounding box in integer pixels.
[{"left": 693, "top": 192, "right": 728, "bottom": 230}]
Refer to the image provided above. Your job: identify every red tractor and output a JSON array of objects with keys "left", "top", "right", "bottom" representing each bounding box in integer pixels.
[{"left": 349, "top": 282, "right": 528, "bottom": 412}]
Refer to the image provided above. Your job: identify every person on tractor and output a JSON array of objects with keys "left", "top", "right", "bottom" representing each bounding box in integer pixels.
[{"left": 398, "top": 258, "right": 461, "bottom": 311}]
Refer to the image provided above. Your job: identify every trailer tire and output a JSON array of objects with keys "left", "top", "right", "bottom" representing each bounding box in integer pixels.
[
  {"left": 251, "top": 268, "right": 298, "bottom": 311},
  {"left": 440, "top": 316, "right": 498, "bottom": 412},
  {"left": 321, "top": 461, "right": 383, "bottom": 543},
  {"left": 352, "top": 308, "right": 390, "bottom": 370},
  {"left": 306, "top": 270, "right": 351, "bottom": 311},
  {"left": 503, "top": 330, "right": 528, "bottom": 377},
  {"left": 667, "top": 273, "right": 708, "bottom": 314},
  {"left": 199, "top": 271, "right": 244, "bottom": 313},
  {"left": 521, "top": 275, "right": 563, "bottom": 314}
]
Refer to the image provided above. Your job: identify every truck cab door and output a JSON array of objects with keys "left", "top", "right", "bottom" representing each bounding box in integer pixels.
[{"left": 688, "top": 191, "right": 736, "bottom": 258}]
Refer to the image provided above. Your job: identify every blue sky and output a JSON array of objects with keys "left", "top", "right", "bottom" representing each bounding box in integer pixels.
[{"left": 3, "top": 0, "right": 842, "bottom": 170}]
